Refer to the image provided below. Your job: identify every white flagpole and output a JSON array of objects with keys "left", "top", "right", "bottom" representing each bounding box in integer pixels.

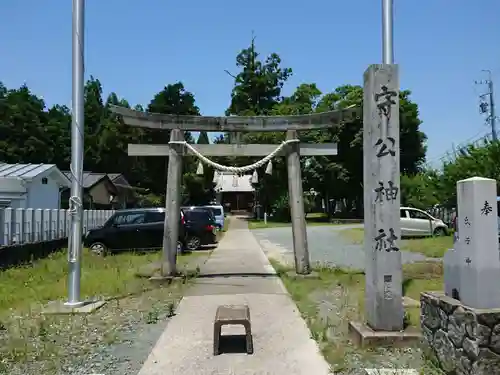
[
  {"left": 66, "top": 0, "right": 85, "bottom": 307},
  {"left": 382, "top": 0, "right": 394, "bottom": 64}
]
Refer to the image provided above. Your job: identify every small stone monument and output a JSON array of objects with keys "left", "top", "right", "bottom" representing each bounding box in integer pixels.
[
  {"left": 423, "top": 177, "right": 500, "bottom": 374},
  {"left": 456, "top": 177, "right": 500, "bottom": 309}
]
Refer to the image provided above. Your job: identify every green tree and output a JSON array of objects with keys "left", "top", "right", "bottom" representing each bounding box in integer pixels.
[
  {"left": 221, "top": 41, "right": 427, "bottom": 216},
  {"left": 0, "top": 84, "right": 55, "bottom": 163},
  {"left": 221, "top": 39, "right": 294, "bottom": 212},
  {"left": 304, "top": 86, "right": 427, "bottom": 216},
  {"left": 143, "top": 82, "right": 200, "bottom": 195},
  {"left": 46, "top": 105, "right": 71, "bottom": 168},
  {"left": 197, "top": 131, "right": 210, "bottom": 144},
  {"left": 438, "top": 139, "right": 500, "bottom": 207},
  {"left": 83, "top": 76, "right": 105, "bottom": 170},
  {"left": 0, "top": 48, "right": 429, "bottom": 216},
  {"left": 400, "top": 171, "right": 441, "bottom": 209},
  {"left": 226, "top": 37, "right": 292, "bottom": 117},
  {"left": 145, "top": 82, "right": 215, "bottom": 204}
]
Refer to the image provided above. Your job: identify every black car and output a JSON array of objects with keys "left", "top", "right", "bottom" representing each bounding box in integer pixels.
[
  {"left": 83, "top": 208, "right": 182, "bottom": 255},
  {"left": 83, "top": 207, "right": 216, "bottom": 255},
  {"left": 180, "top": 206, "right": 218, "bottom": 250}
]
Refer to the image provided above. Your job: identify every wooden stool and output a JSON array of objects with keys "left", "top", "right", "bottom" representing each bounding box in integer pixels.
[{"left": 213, "top": 305, "right": 253, "bottom": 355}]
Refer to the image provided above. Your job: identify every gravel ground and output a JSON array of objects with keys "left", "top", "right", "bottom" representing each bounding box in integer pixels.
[
  {"left": 0, "top": 247, "right": 217, "bottom": 375},
  {"left": 275, "top": 272, "right": 444, "bottom": 375},
  {"left": 252, "top": 224, "right": 439, "bottom": 269},
  {"left": 0, "top": 282, "right": 187, "bottom": 375},
  {"left": 258, "top": 226, "right": 446, "bottom": 374},
  {"left": 310, "top": 286, "right": 442, "bottom": 374}
]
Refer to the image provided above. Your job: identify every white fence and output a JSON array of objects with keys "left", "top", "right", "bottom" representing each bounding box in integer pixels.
[{"left": 0, "top": 208, "right": 114, "bottom": 246}]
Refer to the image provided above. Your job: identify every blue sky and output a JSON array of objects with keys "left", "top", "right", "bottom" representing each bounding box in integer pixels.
[{"left": 1, "top": 1, "right": 499, "bottom": 167}]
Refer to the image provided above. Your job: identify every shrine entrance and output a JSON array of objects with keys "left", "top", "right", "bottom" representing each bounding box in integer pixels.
[
  {"left": 213, "top": 171, "right": 255, "bottom": 212},
  {"left": 111, "top": 106, "right": 358, "bottom": 276}
]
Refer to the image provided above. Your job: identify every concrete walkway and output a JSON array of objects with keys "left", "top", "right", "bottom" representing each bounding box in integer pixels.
[{"left": 138, "top": 216, "right": 332, "bottom": 375}]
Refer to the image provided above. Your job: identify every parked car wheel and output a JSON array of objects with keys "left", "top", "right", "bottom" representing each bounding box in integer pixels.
[
  {"left": 89, "top": 242, "right": 109, "bottom": 256},
  {"left": 176, "top": 240, "right": 184, "bottom": 254},
  {"left": 433, "top": 227, "right": 447, "bottom": 237},
  {"left": 186, "top": 236, "right": 201, "bottom": 251}
]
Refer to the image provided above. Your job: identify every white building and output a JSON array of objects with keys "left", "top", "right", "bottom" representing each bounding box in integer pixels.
[
  {"left": 0, "top": 163, "right": 70, "bottom": 209},
  {"left": 213, "top": 171, "right": 255, "bottom": 211}
]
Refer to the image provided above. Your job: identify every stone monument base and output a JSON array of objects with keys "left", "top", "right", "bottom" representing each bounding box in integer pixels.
[
  {"left": 348, "top": 321, "right": 421, "bottom": 347},
  {"left": 421, "top": 291, "right": 500, "bottom": 375}
]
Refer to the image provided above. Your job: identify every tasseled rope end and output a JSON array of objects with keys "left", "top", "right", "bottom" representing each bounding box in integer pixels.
[
  {"left": 265, "top": 160, "right": 273, "bottom": 175},
  {"left": 251, "top": 170, "right": 258, "bottom": 184},
  {"left": 196, "top": 161, "right": 204, "bottom": 175}
]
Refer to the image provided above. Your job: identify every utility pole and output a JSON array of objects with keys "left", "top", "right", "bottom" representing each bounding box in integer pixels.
[{"left": 475, "top": 70, "right": 497, "bottom": 141}]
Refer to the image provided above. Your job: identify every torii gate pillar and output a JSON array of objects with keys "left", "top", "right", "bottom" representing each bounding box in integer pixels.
[
  {"left": 162, "top": 129, "right": 184, "bottom": 276},
  {"left": 286, "top": 130, "right": 311, "bottom": 274}
]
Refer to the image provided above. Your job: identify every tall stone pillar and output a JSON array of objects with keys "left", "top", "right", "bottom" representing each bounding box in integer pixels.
[{"left": 363, "top": 64, "right": 404, "bottom": 331}]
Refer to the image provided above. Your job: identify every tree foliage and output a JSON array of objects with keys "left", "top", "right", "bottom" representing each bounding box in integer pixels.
[
  {"left": 0, "top": 79, "right": 212, "bottom": 206},
  {"left": 220, "top": 39, "right": 427, "bottom": 216},
  {"left": 398, "top": 135, "right": 500, "bottom": 213},
  {"left": 416, "top": 140, "right": 500, "bottom": 209},
  {"left": 0, "top": 37, "right": 430, "bottom": 215}
]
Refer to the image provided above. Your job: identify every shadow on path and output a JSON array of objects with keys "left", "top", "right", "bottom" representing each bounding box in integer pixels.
[
  {"left": 198, "top": 272, "right": 278, "bottom": 278},
  {"left": 217, "top": 335, "right": 250, "bottom": 354}
]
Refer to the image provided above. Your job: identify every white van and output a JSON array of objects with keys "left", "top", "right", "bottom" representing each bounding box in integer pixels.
[{"left": 204, "top": 205, "right": 225, "bottom": 230}]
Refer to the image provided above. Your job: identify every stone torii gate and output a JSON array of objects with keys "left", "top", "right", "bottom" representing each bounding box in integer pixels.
[{"left": 111, "top": 106, "right": 358, "bottom": 277}]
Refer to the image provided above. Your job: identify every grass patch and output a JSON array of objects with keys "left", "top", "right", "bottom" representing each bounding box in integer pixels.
[
  {"left": 306, "top": 212, "right": 329, "bottom": 220},
  {"left": 0, "top": 249, "right": 201, "bottom": 374},
  {"left": 272, "top": 259, "right": 443, "bottom": 373},
  {"left": 402, "top": 261, "right": 443, "bottom": 327},
  {"left": 0, "top": 249, "right": 199, "bottom": 314},
  {"left": 339, "top": 228, "right": 452, "bottom": 258}
]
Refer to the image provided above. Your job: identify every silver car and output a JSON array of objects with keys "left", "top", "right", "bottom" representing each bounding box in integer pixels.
[{"left": 400, "top": 207, "right": 448, "bottom": 237}]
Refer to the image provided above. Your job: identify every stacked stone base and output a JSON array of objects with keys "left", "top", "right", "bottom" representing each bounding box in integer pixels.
[{"left": 421, "top": 292, "right": 500, "bottom": 375}]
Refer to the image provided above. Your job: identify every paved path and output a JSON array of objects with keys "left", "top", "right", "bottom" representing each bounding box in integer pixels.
[
  {"left": 253, "top": 224, "right": 440, "bottom": 270},
  {"left": 138, "top": 217, "right": 332, "bottom": 375}
]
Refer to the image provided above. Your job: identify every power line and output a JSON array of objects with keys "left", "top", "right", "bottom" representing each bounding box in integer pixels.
[
  {"left": 425, "top": 130, "right": 491, "bottom": 168},
  {"left": 424, "top": 70, "right": 498, "bottom": 169},
  {"left": 428, "top": 130, "right": 487, "bottom": 163}
]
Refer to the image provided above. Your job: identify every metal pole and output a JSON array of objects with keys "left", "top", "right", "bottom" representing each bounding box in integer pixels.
[
  {"left": 489, "top": 79, "right": 497, "bottom": 141},
  {"left": 382, "top": 0, "right": 394, "bottom": 64},
  {"left": 65, "top": 0, "right": 85, "bottom": 307}
]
